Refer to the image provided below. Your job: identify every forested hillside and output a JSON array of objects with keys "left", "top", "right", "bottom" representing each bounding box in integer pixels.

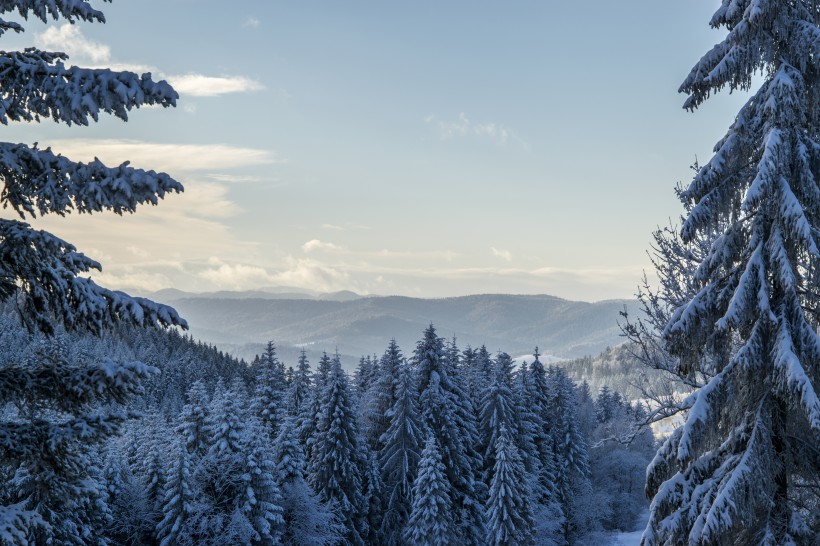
[{"left": 0, "top": 308, "right": 654, "bottom": 545}]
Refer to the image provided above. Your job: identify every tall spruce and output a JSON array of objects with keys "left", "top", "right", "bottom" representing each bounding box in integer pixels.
[
  {"left": 404, "top": 433, "right": 454, "bottom": 546},
  {"left": 645, "top": 1, "right": 820, "bottom": 543},
  {"left": 253, "top": 341, "right": 287, "bottom": 438},
  {"left": 309, "top": 355, "right": 367, "bottom": 546},
  {"left": 414, "top": 324, "right": 485, "bottom": 545},
  {"left": 378, "top": 363, "right": 424, "bottom": 545},
  {"left": 485, "top": 423, "right": 534, "bottom": 546}
]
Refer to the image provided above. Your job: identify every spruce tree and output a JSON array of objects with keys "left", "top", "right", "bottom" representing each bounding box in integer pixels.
[
  {"left": 404, "top": 433, "right": 454, "bottom": 546},
  {"left": 478, "top": 352, "right": 519, "bottom": 482},
  {"left": 274, "top": 415, "right": 341, "bottom": 546},
  {"left": 177, "top": 380, "right": 210, "bottom": 457},
  {"left": 485, "top": 424, "right": 534, "bottom": 546},
  {"left": 645, "top": 1, "right": 820, "bottom": 543},
  {"left": 414, "top": 324, "right": 485, "bottom": 545},
  {"left": 286, "top": 350, "right": 311, "bottom": 417},
  {"left": 547, "top": 365, "right": 592, "bottom": 544},
  {"left": 155, "top": 445, "right": 195, "bottom": 546},
  {"left": 1, "top": 337, "right": 156, "bottom": 544},
  {"left": 0, "top": 1, "right": 186, "bottom": 540},
  {"left": 253, "top": 341, "right": 287, "bottom": 438},
  {"left": 378, "top": 361, "right": 423, "bottom": 546},
  {"left": 309, "top": 355, "right": 367, "bottom": 546}
]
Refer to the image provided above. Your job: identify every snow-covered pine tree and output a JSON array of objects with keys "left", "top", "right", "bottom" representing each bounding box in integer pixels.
[
  {"left": 0, "top": 1, "right": 187, "bottom": 541},
  {"left": 309, "top": 354, "right": 367, "bottom": 546},
  {"left": 361, "top": 339, "right": 403, "bottom": 453},
  {"left": 0, "top": 3, "right": 184, "bottom": 335},
  {"left": 253, "top": 341, "right": 287, "bottom": 438},
  {"left": 645, "top": 1, "right": 820, "bottom": 543},
  {"left": 378, "top": 359, "right": 424, "bottom": 546},
  {"left": 286, "top": 350, "right": 311, "bottom": 417},
  {"left": 478, "top": 351, "right": 519, "bottom": 482},
  {"left": 178, "top": 380, "right": 210, "bottom": 457},
  {"left": 546, "top": 365, "right": 592, "bottom": 544},
  {"left": 274, "top": 414, "right": 341, "bottom": 546},
  {"left": 2, "top": 336, "right": 158, "bottom": 544},
  {"left": 155, "top": 445, "right": 196, "bottom": 546},
  {"left": 485, "top": 423, "right": 534, "bottom": 546},
  {"left": 104, "top": 446, "right": 153, "bottom": 545},
  {"left": 414, "top": 324, "right": 485, "bottom": 545},
  {"left": 521, "top": 349, "right": 563, "bottom": 523},
  {"left": 404, "top": 433, "right": 454, "bottom": 546}
]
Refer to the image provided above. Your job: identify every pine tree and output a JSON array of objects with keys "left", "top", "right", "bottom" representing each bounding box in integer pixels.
[
  {"left": 378, "top": 361, "right": 424, "bottom": 546},
  {"left": 1, "top": 337, "right": 157, "bottom": 545},
  {"left": 286, "top": 350, "right": 311, "bottom": 417},
  {"left": 0, "top": 4, "right": 184, "bottom": 336},
  {"left": 309, "top": 355, "right": 367, "bottom": 546},
  {"left": 547, "top": 365, "right": 592, "bottom": 544},
  {"left": 414, "top": 324, "right": 485, "bottom": 545},
  {"left": 478, "top": 352, "right": 519, "bottom": 482},
  {"left": 0, "top": 2, "right": 186, "bottom": 540},
  {"left": 485, "top": 424, "right": 534, "bottom": 546},
  {"left": 274, "top": 415, "right": 341, "bottom": 546},
  {"left": 155, "top": 445, "right": 195, "bottom": 546},
  {"left": 521, "top": 349, "right": 563, "bottom": 528},
  {"left": 361, "top": 339, "right": 404, "bottom": 453},
  {"left": 177, "top": 380, "right": 210, "bottom": 457},
  {"left": 645, "top": 1, "right": 820, "bottom": 543},
  {"left": 404, "top": 433, "right": 454, "bottom": 546},
  {"left": 253, "top": 341, "right": 287, "bottom": 438}
]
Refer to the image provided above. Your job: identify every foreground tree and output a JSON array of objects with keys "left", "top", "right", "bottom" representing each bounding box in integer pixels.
[
  {"left": 0, "top": 1, "right": 186, "bottom": 541},
  {"left": 645, "top": 2, "right": 820, "bottom": 543}
]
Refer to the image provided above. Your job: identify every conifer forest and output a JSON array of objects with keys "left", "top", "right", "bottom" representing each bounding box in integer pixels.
[{"left": 0, "top": 1, "right": 819, "bottom": 545}]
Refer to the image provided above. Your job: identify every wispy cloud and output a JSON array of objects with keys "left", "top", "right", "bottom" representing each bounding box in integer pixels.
[
  {"left": 425, "top": 112, "right": 530, "bottom": 150},
  {"left": 491, "top": 247, "right": 512, "bottom": 261},
  {"left": 47, "top": 139, "right": 278, "bottom": 174},
  {"left": 243, "top": 16, "right": 261, "bottom": 28},
  {"left": 302, "top": 239, "right": 344, "bottom": 253},
  {"left": 167, "top": 74, "right": 264, "bottom": 97}
]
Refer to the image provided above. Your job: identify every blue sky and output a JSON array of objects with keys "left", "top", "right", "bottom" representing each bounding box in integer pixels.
[{"left": 3, "top": 0, "right": 747, "bottom": 301}]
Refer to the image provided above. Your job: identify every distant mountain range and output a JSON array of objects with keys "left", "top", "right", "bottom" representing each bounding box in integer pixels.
[{"left": 143, "top": 289, "right": 637, "bottom": 367}]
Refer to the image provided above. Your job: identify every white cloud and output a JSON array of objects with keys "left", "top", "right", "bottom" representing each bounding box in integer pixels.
[
  {"left": 197, "top": 263, "right": 278, "bottom": 290},
  {"left": 244, "top": 17, "right": 261, "bottom": 28},
  {"left": 270, "top": 258, "right": 352, "bottom": 293},
  {"left": 491, "top": 247, "right": 512, "bottom": 261},
  {"left": 47, "top": 139, "right": 278, "bottom": 174},
  {"left": 92, "top": 269, "right": 174, "bottom": 292},
  {"left": 36, "top": 24, "right": 111, "bottom": 63},
  {"left": 302, "top": 239, "right": 343, "bottom": 253},
  {"left": 167, "top": 74, "right": 264, "bottom": 97},
  {"left": 426, "top": 112, "right": 529, "bottom": 150}
]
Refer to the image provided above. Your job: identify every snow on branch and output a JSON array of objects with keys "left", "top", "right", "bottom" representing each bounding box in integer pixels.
[
  {"left": 0, "top": 17, "right": 22, "bottom": 36},
  {"left": 0, "top": 358, "right": 158, "bottom": 409},
  {"left": 772, "top": 315, "right": 820, "bottom": 432},
  {"left": 0, "top": 0, "right": 107, "bottom": 25},
  {"left": 0, "top": 48, "right": 177, "bottom": 125},
  {"left": 0, "top": 219, "right": 187, "bottom": 333},
  {"left": 0, "top": 142, "right": 183, "bottom": 218}
]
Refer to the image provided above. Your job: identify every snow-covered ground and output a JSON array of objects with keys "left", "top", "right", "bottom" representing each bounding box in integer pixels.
[{"left": 606, "top": 510, "right": 648, "bottom": 545}]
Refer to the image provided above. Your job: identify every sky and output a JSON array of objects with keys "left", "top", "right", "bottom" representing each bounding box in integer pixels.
[{"left": 1, "top": 0, "right": 749, "bottom": 302}]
